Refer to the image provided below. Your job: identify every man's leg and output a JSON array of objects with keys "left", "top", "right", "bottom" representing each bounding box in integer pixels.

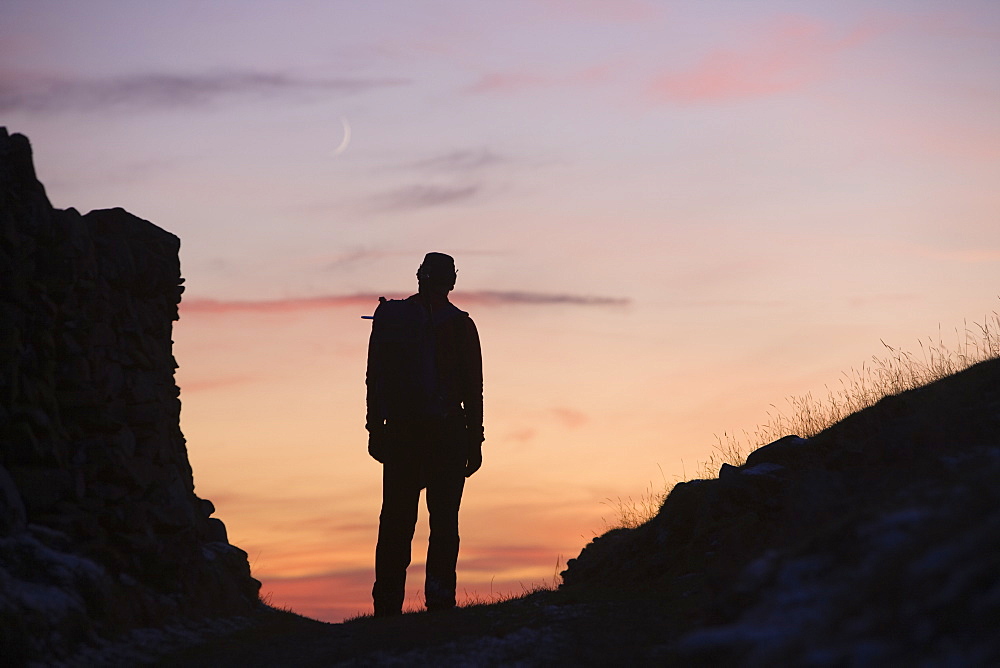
[
  {"left": 424, "top": 469, "right": 465, "bottom": 611},
  {"left": 373, "top": 462, "right": 421, "bottom": 617}
]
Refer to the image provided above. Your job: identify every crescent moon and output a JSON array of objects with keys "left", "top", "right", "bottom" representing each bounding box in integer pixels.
[{"left": 334, "top": 117, "right": 352, "bottom": 155}]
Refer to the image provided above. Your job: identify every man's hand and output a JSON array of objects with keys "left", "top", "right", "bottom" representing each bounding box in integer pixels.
[
  {"left": 368, "top": 426, "right": 388, "bottom": 463},
  {"left": 464, "top": 441, "right": 483, "bottom": 477}
]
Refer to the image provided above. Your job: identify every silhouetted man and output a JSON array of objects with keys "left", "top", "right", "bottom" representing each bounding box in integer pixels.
[{"left": 366, "top": 252, "right": 484, "bottom": 617}]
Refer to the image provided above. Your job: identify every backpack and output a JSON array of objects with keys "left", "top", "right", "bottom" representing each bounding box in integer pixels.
[{"left": 369, "top": 296, "right": 466, "bottom": 422}]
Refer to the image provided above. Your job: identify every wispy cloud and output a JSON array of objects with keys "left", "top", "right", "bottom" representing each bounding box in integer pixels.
[
  {"left": 404, "top": 148, "right": 506, "bottom": 172},
  {"left": 465, "top": 63, "right": 615, "bottom": 94},
  {"left": 370, "top": 184, "right": 480, "bottom": 211},
  {"left": 181, "top": 290, "right": 629, "bottom": 315},
  {"left": 0, "top": 70, "right": 409, "bottom": 114},
  {"left": 505, "top": 427, "right": 538, "bottom": 443},
  {"left": 550, "top": 407, "right": 588, "bottom": 428},
  {"left": 178, "top": 375, "right": 259, "bottom": 393},
  {"left": 648, "top": 15, "right": 895, "bottom": 104},
  {"left": 466, "top": 291, "right": 628, "bottom": 307},
  {"left": 182, "top": 294, "right": 382, "bottom": 315}
]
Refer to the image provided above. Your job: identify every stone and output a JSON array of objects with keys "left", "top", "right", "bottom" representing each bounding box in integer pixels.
[
  {"left": 0, "top": 465, "right": 27, "bottom": 535},
  {"left": 0, "top": 129, "right": 260, "bottom": 664},
  {"left": 199, "top": 498, "right": 216, "bottom": 517},
  {"left": 204, "top": 517, "right": 229, "bottom": 543},
  {"left": 743, "top": 434, "right": 809, "bottom": 469},
  {"left": 8, "top": 466, "right": 72, "bottom": 513}
]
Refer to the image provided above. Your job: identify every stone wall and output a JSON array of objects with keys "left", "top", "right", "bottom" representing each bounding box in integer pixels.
[{"left": 0, "top": 129, "right": 260, "bottom": 663}]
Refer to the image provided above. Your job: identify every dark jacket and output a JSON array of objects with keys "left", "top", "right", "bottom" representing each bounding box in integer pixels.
[{"left": 366, "top": 293, "right": 483, "bottom": 441}]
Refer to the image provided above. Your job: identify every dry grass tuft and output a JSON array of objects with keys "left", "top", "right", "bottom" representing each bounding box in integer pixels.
[
  {"left": 710, "top": 311, "right": 1000, "bottom": 471},
  {"left": 457, "top": 555, "right": 565, "bottom": 608},
  {"left": 601, "top": 467, "right": 670, "bottom": 531},
  {"left": 607, "top": 309, "right": 1000, "bottom": 530}
]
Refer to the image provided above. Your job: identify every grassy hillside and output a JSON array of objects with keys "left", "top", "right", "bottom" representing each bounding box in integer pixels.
[
  {"left": 560, "top": 355, "right": 1000, "bottom": 664},
  {"left": 605, "top": 311, "right": 1000, "bottom": 531}
]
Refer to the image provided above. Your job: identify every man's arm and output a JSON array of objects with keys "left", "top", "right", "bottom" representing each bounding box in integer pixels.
[
  {"left": 365, "top": 315, "right": 387, "bottom": 462},
  {"left": 461, "top": 316, "right": 484, "bottom": 477},
  {"left": 462, "top": 316, "right": 484, "bottom": 443}
]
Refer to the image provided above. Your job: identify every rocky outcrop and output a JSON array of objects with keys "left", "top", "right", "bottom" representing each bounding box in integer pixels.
[
  {"left": 0, "top": 129, "right": 260, "bottom": 664},
  {"left": 561, "top": 357, "right": 1000, "bottom": 665}
]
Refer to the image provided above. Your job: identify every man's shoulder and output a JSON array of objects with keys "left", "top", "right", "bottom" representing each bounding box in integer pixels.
[
  {"left": 372, "top": 296, "right": 424, "bottom": 326},
  {"left": 418, "top": 293, "right": 469, "bottom": 318},
  {"left": 438, "top": 300, "right": 469, "bottom": 327},
  {"left": 380, "top": 294, "right": 469, "bottom": 325}
]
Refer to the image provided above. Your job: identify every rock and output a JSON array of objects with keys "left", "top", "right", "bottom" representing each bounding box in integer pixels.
[
  {"left": 0, "top": 129, "right": 260, "bottom": 664},
  {"left": 204, "top": 517, "right": 229, "bottom": 543},
  {"left": 0, "top": 465, "right": 27, "bottom": 535},
  {"left": 7, "top": 466, "right": 73, "bottom": 513},
  {"left": 199, "top": 497, "right": 216, "bottom": 517},
  {"left": 563, "top": 358, "right": 1000, "bottom": 665},
  {"left": 742, "top": 434, "right": 809, "bottom": 469}
]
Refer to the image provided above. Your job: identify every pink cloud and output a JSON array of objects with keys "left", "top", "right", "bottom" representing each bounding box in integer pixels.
[
  {"left": 551, "top": 407, "right": 588, "bottom": 428},
  {"left": 182, "top": 293, "right": 391, "bottom": 315},
  {"left": 505, "top": 427, "right": 537, "bottom": 443},
  {"left": 648, "top": 15, "right": 895, "bottom": 103},
  {"left": 461, "top": 291, "right": 627, "bottom": 307},
  {"left": 0, "top": 70, "right": 409, "bottom": 114},
  {"left": 178, "top": 375, "right": 258, "bottom": 393},
  {"left": 180, "top": 291, "right": 628, "bottom": 315}
]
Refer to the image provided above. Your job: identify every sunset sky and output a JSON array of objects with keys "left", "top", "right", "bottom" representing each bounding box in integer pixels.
[{"left": 4, "top": 0, "right": 999, "bottom": 621}]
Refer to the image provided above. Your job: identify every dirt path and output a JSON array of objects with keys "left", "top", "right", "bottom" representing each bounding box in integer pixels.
[{"left": 156, "top": 587, "right": 697, "bottom": 667}]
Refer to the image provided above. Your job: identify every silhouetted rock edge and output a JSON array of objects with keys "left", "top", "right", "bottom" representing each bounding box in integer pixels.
[
  {"left": 0, "top": 128, "right": 261, "bottom": 664},
  {"left": 561, "top": 357, "right": 1000, "bottom": 664}
]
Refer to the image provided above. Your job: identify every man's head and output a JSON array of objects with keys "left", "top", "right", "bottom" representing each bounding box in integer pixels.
[{"left": 417, "top": 252, "right": 457, "bottom": 294}]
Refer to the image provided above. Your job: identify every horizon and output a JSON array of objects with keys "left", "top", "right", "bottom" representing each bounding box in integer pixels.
[{"left": 3, "top": 0, "right": 999, "bottom": 622}]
